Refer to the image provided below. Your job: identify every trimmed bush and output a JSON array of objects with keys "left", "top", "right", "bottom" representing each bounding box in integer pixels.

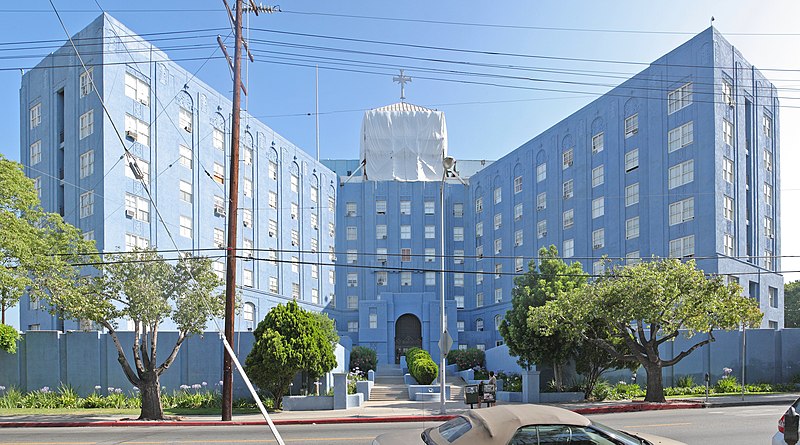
[
  {"left": 0, "top": 324, "right": 20, "bottom": 354},
  {"left": 405, "top": 348, "right": 439, "bottom": 385},
  {"left": 349, "top": 346, "right": 378, "bottom": 375},
  {"left": 446, "top": 348, "right": 485, "bottom": 371}
]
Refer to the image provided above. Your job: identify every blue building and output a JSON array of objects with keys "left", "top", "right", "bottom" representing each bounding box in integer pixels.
[
  {"left": 19, "top": 14, "right": 337, "bottom": 332},
  {"left": 19, "top": 15, "right": 782, "bottom": 369}
]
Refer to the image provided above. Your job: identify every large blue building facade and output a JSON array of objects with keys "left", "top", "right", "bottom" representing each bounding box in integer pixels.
[
  {"left": 19, "top": 14, "right": 338, "bottom": 332},
  {"left": 19, "top": 16, "right": 782, "bottom": 369}
]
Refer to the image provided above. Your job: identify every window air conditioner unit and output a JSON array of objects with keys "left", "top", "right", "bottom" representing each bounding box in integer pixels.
[
  {"left": 346, "top": 211, "right": 355, "bottom": 217},
  {"left": 243, "top": 220, "right": 251, "bottom": 228},
  {"left": 377, "top": 279, "right": 385, "bottom": 285},
  {"left": 380, "top": 235, "right": 387, "bottom": 239},
  {"left": 214, "top": 206, "right": 226, "bottom": 216},
  {"left": 515, "top": 241, "right": 521, "bottom": 246},
  {"left": 125, "top": 130, "right": 137, "bottom": 140},
  {"left": 215, "top": 241, "right": 224, "bottom": 248},
  {"left": 291, "top": 240, "right": 297, "bottom": 246},
  {"left": 312, "top": 224, "right": 318, "bottom": 230},
  {"left": 125, "top": 209, "right": 135, "bottom": 218},
  {"left": 291, "top": 213, "right": 297, "bottom": 219}
]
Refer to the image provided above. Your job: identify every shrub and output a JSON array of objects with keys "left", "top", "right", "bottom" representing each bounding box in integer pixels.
[
  {"left": 591, "top": 380, "right": 613, "bottom": 401},
  {"left": 446, "top": 348, "right": 485, "bottom": 371},
  {"left": 715, "top": 376, "right": 741, "bottom": 393},
  {"left": 349, "top": 346, "right": 378, "bottom": 375},
  {"left": 675, "top": 375, "right": 695, "bottom": 388},
  {"left": 406, "top": 348, "right": 438, "bottom": 385},
  {"left": 0, "top": 324, "right": 20, "bottom": 354},
  {"left": 496, "top": 371, "right": 522, "bottom": 392}
]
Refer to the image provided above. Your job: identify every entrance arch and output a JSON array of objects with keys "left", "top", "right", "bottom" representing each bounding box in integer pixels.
[{"left": 394, "top": 314, "right": 422, "bottom": 364}]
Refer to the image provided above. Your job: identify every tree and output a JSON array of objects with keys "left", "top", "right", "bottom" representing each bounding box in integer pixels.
[
  {"left": 785, "top": 281, "right": 800, "bottom": 328},
  {"left": 499, "top": 246, "right": 586, "bottom": 388},
  {"left": 0, "top": 155, "right": 95, "bottom": 327},
  {"left": 46, "top": 249, "right": 224, "bottom": 419},
  {"left": 530, "top": 258, "right": 762, "bottom": 402},
  {"left": 245, "top": 301, "right": 337, "bottom": 409}
]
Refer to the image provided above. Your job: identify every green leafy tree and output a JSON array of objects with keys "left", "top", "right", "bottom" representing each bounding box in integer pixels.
[
  {"left": 0, "top": 155, "right": 95, "bottom": 328},
  {"left": 46, "top": 249, "right": 224, "bottom": 419},
  {"left": 499, "top": 246, "right": 586, "bottom": 388},
  {"left": 349, "top": 346, "right": 378, "bottom": 374},
  {"left": 245, "top": 301, "right": 337, "bottom": 409},
  {"left": 785, "top": 281, "right": 800, "bottom": 328},
  {"left": 530, "top": 259, "right": 762, "bottom": 402}
]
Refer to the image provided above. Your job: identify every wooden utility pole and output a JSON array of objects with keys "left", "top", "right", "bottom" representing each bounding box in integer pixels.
[{"left": 222, "top": 0, "right": 244, "bottom": 422}]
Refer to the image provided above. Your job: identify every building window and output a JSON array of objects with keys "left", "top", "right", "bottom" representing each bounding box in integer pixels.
[
  {"left": 494, "top": 213, "right": 502, "bottom": 230},
  {"left": 592, "top": 133, "right": 604, "bottom": 154},
  {"left": 494, "top": 263, "right": 502, "bottom": 279},
  {"left": 420, "top": 200, "right": 433, "bottom": 215},
  {"left": 347, "top": 295, "right": 358, "bottom": 309},
  {"left": 722, "top": 79, "right": 734, "bottom": 106},
  {"left": 515, "top": 256, "right": 524, "bottom": 272},
  {"left": 124, "top": 114, "right": 150, "bottom": 145},
  {"left": 476, "top": 293, "right": 484, "bottom": 308},
  {"left": 765, "top": 217, "right": 774, "bottom": 239},
  {"left": 177, "top": 144, "right": 192, "bottom": 169},
  {"left": 348, "top": 321, "right": 359, "bottom": 333},
  {"left": 670, "top": 235, "right": 696, "bottom": 258},
  {"left": 124, "top": 72, "right": 150, "bottom": 105},
  {"left": 401, "top": 271, "right": 412, "bottom": 286},
  {"left": 345, "top": 226, "right": 357, "bottom": 241},
  {"left": 179, "top": 180, "right": 192, "bottom": 203},
  {"left": 268, "top": 161, "right": 278, "bottom": 180},
  {"left": 764, "top": 149, "right": 773, "bottom": 172},
  {"left": 453, "top": 203, "right": 464, "bottom": 217},
  {"left": 242, "top": 208, "right": 254, "bottom": 228},
  {"left": 764, "top": 114, "right": 773, "bottom": 137},
  {"left": 425, "top": 272, "right": 436, "bottom": 286},
  {"left": 368, "top": 309, "right": 378, "bottom": 329},
  {"left": 425, "top": 248, "right": 436, "bottom": 262},
  {"left": 125, "top": 233, "right": 149, "bottom": 251},
  {"left": 624, "top": 114, "right": 638, "bottom": 138},
  {"left": 563, "top": 209, "right": 574, "bottom": 229},
  {"left": 592, "top": 228, "right": 604, "bottom": 249},
  {"left": 592, "top": 165, "right": 604, "bottom": 187},
  {"left": 454, "top": 249, "right": 464, "bottom": 264},
  {"left": 33, "top": 177, "right": 40, "bottom": 198},
  {"left": 375, "top": 225, "right": 387, "bottom": 240},
  {"left": 723, "top": 157, "right": 734, "bottom": 183},
  {"left": 457, "top": 321, "right": 465, "bottom": 332},
  {"left": 79, "top": 150, "right": 94, "bottom": 178},
  {"left": 475, "top": 197, "right": 483, "bottom": 213},
  {"left": 723, "top": 195, "right": 734, "bottom": 221},
  {"left": 79, "top": 110, "right": 94, "bottom": 139},
  {"left": 668, "top": 160, "right": 694, "bottom": 189},
  {"left": 400, "top": 200, "right": 411, "bottom": 215},
  {"left": 211, "top": 163, "right": 225, "bottom": 184},
  {"left": 179, "top": 215, "right": 192, "bottom": 238},
  {"left": 536, "top": 221, "right": 545, "bottom": 239},
  {"left": 211, "top": 127, "right": 225, "bottom": 150},
  {"left": 401, "top": 248, "right": 412, "bottom": 262},
  {"left": 329, "top": 270, "right": 336, "bottom": 285},
  {"left": 242, "top": 302, "right": 255, "bottom": 322},
  {"left": 626, "top": 216, "right": 640, "bottom": 240},
  {"left": 593, "top": 260, "right": 605, "bottom": 277},
  {"left": 125, "top": 194, "right": 149, "bottom": 221},
  {"left": 724, "top": 233, "right": 735, "bottom": 256},
  {"left": 512, "top": 203, "right": 523, "bottom": 221},
  {"left": 494, "top": 238, "right": 502, "bottom": 255},
  {"left": 563, "top": 239, "right": 574, "bottom": 258},
  {"left": 375, "top": 271, "right": 387, "bottom": 286},
  {"left": 30, "top": 103, "right": 41, "bottom": 129},
  {"left": 518, "top": 228, "right": 526, "bottom": 244},
  {"left": 454, "top": 273, "right": 464, "bottom": 287},
  {"left": 454, "top": 227, "right": 464, "bottom": 241},
  {"left": 80, "top": 191, "right": 94, "bottom": 218},
  {"left": 476, "top": 221, "right": 483, "bottom": 238},
  {"left": 400, "top": 225, "right": 411, "bottom": 239},
  {"left": 242, "top": 269, "right": 253, "bottom": 287},
  {"left": 668, "top": 121, "right": 694, "bottom": 152},
  {"left": 626, "top": 251, "right": 641, "bottom": 265},
  {"left": 536, "top": 192, "right": 546, "bottom": 211},
  {"left": 668, "top": 82, "right": 693, "bottom": 114},
  {"left": 328, "top": 196, "right": 336, "bottom": 213},
  {"left": 346, "top": 202, "right": 357, "bottom": 216},
  {"left": 30, "top": 140, "right": 42, "bottom": 165},
  {"left": 536, "top": 163, "right": 546, "bottom": 182},
  {"left": 563, "top": 180, "right": 574, "bottom": 200},
  {"left": 722, "top": 120, "right": 734, "bottom": 147},
  {"left": 179, "top": 108, "right": 192, "bottom": 133},
  {"left": 125, "top": 156, "right": 150, "bottom": 183},
  {"left": 243, "top": 238, "right": 253, "bottom": 258},
  {"left": 769, "top": 286, "right": 778, "bottom": 308},
  {"left": 291, "top": 229, "right": 299, "bottom": 246},
  {"left": 213, "top": 261, "right": 225, "bottom": 279},
  {"left": 562, "top": 148, "right": 574, "bottom": 169},
  {"left": 476, "top": 269, "right": 483, "bottom": 284},
  {"left": 476, "top": 319, "right": 484, "bottom": 332},
  {"left": 591, "top": 197, "right": 604, "bottom": 219},
  {"left": 243, "top": 147, "right": 253, "bottom": 166},
  {"left": 625, "top": 148, "right": 639, "bottom": 172},
  {"left": 514, "top": 176, "right": 523, "bottom": 194},
  {"left": 289, "top": 202, "right": 298, "bottom": 219},
  {"left": 668, "top": 197, "right": 694, "bottom": 225},
  {"left": 347, "top": 273, "right": 358, "bottom": 287},
  {"left": 494, "top": 187, "right": 502, "bottom": 204},
  {"left": 495, "top": 288, "right": 503, "bottom": 304},
  {"left": 269, "top": 277, "right": 279, "bottom": 293},
  {"left": 625, "top": 183, "right": 639, "bottom": 206},
  {"left": 289, "top": 173, "right": 299, "bottom": 193},
  {"left": 421, "top": 225, "right": 434, "bottom": 239},
  {"left": 310, "top": 263, "right": 319, "bottom": 279}
]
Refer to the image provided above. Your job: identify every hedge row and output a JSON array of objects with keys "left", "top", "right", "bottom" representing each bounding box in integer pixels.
[
  {"left": 446, "top": 348, "right": 485, "bottom": 371},
  {"left": 405, "top": 347, "right": 438, "bottom": 385}
]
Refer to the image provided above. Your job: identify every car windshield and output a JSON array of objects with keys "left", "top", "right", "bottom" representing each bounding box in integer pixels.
[
  {"left": 590, "top": 422, "right": 648, "bottom": 445},
  {"left": 438, "top": 416, "right": 472, "bottom": 442}
]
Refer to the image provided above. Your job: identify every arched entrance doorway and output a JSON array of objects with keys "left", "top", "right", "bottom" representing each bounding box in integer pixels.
[{"left": 394, "top": 314, "right": 422, "bottom": 364}]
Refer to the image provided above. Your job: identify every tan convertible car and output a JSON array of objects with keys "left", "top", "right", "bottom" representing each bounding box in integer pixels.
[{"left": 372, "top": 405, "right": 686, "bottom": 445}]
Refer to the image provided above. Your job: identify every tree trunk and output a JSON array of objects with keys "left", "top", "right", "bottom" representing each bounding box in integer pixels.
[
  {"left": 643, "top": 364, "right": 665, "bottom": 402},
  {"left": 138, "top": 371, "right": 164, "bottom": 420}
]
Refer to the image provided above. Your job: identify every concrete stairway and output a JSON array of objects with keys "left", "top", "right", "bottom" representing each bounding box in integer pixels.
[{"left": 369, "top": 363, "right": 468, "bottom": 402}]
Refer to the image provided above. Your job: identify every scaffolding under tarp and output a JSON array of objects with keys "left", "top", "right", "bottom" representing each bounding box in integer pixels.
[{"left": 359, "top": 102, "right": 448, "bottom": 182}]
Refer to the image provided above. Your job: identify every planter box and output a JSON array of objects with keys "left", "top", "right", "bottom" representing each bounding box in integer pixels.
[
  {"left": 539, "top": 392, "right": 585, "bottom": 403},
  {"left": 496, "top": 391, "right": 523, "bottom": 402},
  {"left": 283, "top": 395, "right": 334, "bottom": 411},
  {"left": 403, "top": 373, "right": 419, "bottom": 385},
  {"left": 408, "top": 385, "right": 451, "bottom": 401},
  {"left": 346, "top": 393, "right": 363, "bottom": 409}
]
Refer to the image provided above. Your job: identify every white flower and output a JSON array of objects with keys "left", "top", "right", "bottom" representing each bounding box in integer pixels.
[
  {"left": 94, "top": 385, "right": 101, "bottom": 390},
  {"left": 0, "top": 386, "right": 6, "bottom": 391},
  {"left": 202, "top": 382, "right": 207, "bottom": 386},
  {"left": 115, "top": 388, "right": 123, "bottom": 394}
]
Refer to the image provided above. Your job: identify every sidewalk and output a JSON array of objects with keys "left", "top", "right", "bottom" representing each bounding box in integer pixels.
[{"left": 1, "top": 393, "right": 796, "bottom": 428}]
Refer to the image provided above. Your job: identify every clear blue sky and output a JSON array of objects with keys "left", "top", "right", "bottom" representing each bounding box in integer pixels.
[{"left": 2, "top": 1, "right": 799, "bottom": 328}]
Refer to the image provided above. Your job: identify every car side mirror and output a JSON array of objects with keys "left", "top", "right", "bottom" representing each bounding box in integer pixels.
[{"left": 785, "top": 406, "right": 799, "bottom": 445}]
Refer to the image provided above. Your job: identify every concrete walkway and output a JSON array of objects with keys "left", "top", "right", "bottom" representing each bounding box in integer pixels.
[{"left": 0, "top": 393, "right": 796, "bottom": 428}]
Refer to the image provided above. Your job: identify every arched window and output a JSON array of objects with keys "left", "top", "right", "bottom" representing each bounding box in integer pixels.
[
  {"left": 494, "top": 314, "right": 502, "bottom": 330},
  {"left": 476, "top": 318, "right": 484, "bottom": 332},
  {"left": 243, "top": 302, "right": 255, "bottom": 322}
]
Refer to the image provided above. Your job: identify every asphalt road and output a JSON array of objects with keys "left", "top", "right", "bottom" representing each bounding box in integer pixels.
[{"left": 0, "top": 405, "right": 787, "bottom": 445}]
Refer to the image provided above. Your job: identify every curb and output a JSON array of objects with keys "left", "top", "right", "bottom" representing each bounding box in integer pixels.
[{"left": 573, "top": 402, "right": 703, "bottom": 415}]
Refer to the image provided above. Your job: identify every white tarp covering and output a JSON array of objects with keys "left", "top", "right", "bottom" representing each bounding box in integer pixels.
[{"left": 359, "top": 104, "right": 448, "bottom": 182}]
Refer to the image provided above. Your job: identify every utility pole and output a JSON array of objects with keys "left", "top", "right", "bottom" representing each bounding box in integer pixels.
[{"left": 219, "top": 0, "right": 278, "bottom": 422}]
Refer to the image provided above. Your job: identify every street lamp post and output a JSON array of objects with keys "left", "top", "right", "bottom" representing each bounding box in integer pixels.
[{"left": 439, "top": 156, "right": 461, "bottom": 415}]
